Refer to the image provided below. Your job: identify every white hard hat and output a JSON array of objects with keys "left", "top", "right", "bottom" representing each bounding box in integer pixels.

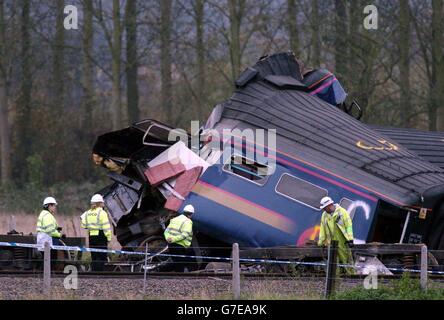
[
  {"left": 43, "top": 197, "right": 57, "bottom": 206},
  {"left": 320, "top": 196, "right": 334, "bottom": 210},
  {"left": 183, "top": 204, "right": 195, "bottom": 214},
  {"left": 91, "top": 194, "right": 104, "bottom": 203}
]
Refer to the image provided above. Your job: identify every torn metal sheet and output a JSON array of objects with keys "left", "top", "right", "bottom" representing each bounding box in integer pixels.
[
  {"left": 164, "top": 166, "right": 203, "bottom": 211},
  {"left": 148, "top": 141, "right": 210, "bottom": 172},
  {"left": 144, "top": 159, "right": 186, "bottom": 186},
  {"left": 104, "top": 183, "right": 141, "bottom": 224},
  {"left": 107, "top": 171, "right": 143, "bottom": 191}
]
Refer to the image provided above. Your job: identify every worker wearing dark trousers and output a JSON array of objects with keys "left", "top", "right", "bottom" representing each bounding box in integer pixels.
[
  {"left": 167, "top": 242, "right": 197, "bottom": 272},
  {"left": 81, "top": 194, "right": 112, "bottom": 272},
  {"left": 164, "top": 205, "right": 196, "bottom": 272},
  {"left": 89, "top": 230, "right": 108, "bottom": 272}
]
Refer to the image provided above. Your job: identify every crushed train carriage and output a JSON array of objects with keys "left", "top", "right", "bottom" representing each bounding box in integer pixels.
[{"left": 91, "top": 52, "right": 444, "bottom": 270}]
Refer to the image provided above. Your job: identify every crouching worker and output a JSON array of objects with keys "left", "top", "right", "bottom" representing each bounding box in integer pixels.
[
  {"left": 81, "top": 194, "right": 112, "bottom": 271},
  {"left": 164, "top": 205, "right": 196, "bottom": 272},
  {"left": 36, "top": 197, "right": 62, "bottom": 267},
  {"left": 318, "top": 197, "right": 355, "bottom": 275}
]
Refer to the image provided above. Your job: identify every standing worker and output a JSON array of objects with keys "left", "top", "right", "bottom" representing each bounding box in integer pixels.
[
  {"left": 81, "top": 194, "right": 112, "bottom": 271},
  {"left": 36, "top": 197, "right": 63, "bottom": 266},
  {"left": 317, "top": 196, "right": 355, "bottom": 275},
  {"left": 164, "top": 204, "right": 195, "bottom": 272}
]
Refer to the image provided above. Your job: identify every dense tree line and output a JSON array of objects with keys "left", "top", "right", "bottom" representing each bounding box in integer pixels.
[{"left": 0, "top": 0, "right": 443, "bottom": 188}]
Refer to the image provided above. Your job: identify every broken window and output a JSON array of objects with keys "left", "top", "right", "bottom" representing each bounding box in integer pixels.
[
  {"left": 223, "top": 154, "right": 270, "bottom": 186},
  {"left": 275, "top": 173, "right": 327, "bottom": 210},
  {"left": 141, "top": 121, "right": 189, "bottom": 147}
]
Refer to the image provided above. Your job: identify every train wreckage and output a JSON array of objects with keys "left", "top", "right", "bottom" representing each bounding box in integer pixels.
[{"left": 90, "top": 52, "right": 444, "bottom": 272}]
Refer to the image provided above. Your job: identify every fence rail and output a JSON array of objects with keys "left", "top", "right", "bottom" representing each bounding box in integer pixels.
[{"left": 0, "top": 240, "right": 437, "bottom": 298}]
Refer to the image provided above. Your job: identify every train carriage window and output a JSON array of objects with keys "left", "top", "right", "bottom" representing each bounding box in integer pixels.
[
  {"left": 223, "top": 154, "right": 270, "bottom": 186},
  {"left": 339, "top": 198, "right": 357, "bottom": 220},
  {"left": 275, "top": 173, "right": 327, "bottom": 210}
]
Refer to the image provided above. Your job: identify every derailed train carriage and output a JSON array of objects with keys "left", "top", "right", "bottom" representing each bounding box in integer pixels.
[{"left": 92, "top": 52, "right": 444, "bottom": 271}]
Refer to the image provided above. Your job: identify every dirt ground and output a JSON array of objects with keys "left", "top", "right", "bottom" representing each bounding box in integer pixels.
[{"left": 0, "top": 212, "right": 121, "bottom": 249}]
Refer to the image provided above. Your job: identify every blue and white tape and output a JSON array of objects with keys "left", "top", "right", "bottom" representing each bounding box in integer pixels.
[{"left": 1, "top": 241, "right": 444, "bottom": 275}]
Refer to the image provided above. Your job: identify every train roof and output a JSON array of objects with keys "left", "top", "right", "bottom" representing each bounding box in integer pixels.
[
  {"left": 208, "top": 52, "right": 444, "bottom": 207},
  {"left": 371, "top": 125, "right": 444, "bottom": 170}
]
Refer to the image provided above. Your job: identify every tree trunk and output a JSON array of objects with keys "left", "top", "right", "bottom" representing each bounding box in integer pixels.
[
  {"left": 311, "top": 0, "right": 320, "bottom": 67},
  {"left": 15, "top": 0, "right": 32, "bottom": 183},
  {"left": 82, "top": 0, "right": 94, "bottom": 132},
  {"left": 334, "top": 0, "right": 348, "bottom": 81},
  {"left": 111, "top": 0, "right": 122, "bottom": 129},
  {"left": 432, "top": 0, "right": 444, "bottom": 131},
  {"left": 348, "top": 0, "right": 360, "bottom": 78},
  {"left": 399, "top": 0, "right": 411, "bottom": 127},
  {"left": 0, "top": 0, "right": 11, "bottom": 185},
  {"left": 287, "top": 0, "right": 298, "bottom": 56},
  {"left": 0, "top": 83, "right": 9, "bottom": 185},
  {"left": 228, "top": 0, "right": 245, "bottom": 81},
  {"left": 125, "top": 0, "right": 139, "bottom": 125},
  {"left": 195, "top": 0, "right": 205, "bottom": 120},
  {"left": 53, "top": 0, "right": 65, "bottom": 110},
  {"left": 160, "top": 0, "right": 173, "bottom": 123}
]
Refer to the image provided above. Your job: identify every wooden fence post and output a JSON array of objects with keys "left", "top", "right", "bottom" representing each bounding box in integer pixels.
[
  {"left": 143, "top": 243, "right": 149, "bottom": 294},
  {"left": 44, "top": 241, "right": 51, "bottom": 296},
  {"left": 232, "top": 243, "right": 241, "bottom": 299},
  {"left": 324, "top": 240, "right": 338, "bottom": 299},
  {"left": 420, "top": 245, "right": 428, "bottom": 291}
]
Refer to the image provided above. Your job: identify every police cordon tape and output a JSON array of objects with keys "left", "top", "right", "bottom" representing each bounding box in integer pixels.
[
  {"left": 1, "top": 241, "right": 444, "bottom": 275},
  {"left": 0, "top": 241, "right": 326, "bottom": 267}
]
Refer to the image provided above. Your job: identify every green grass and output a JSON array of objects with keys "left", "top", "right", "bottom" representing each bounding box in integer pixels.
[{"left": 333, "top": 274, "right": 444, "bottom": 300}]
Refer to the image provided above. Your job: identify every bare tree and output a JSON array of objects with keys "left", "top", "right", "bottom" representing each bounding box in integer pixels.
[
  {"left": 228, "top": 0, "right": 245, "bottom": 81},
  {"left": 160, "top": 0, "right": 173, "bottom": 123},
  {"left": 125, "top": 0, "right": 139, "bottom": 124},
  {"left": 53, "top": 0, "right": 65, "bottom": 110},
  {"left": 399, "top": 0, "right": 411, "bottom": 127},
  {"left": 194, "top": 0, "right": 205, "bottom": 120},
  {"left": 112, "top": 0, "right": 123, "bottom": 129},
  {"left": 0, "top": 0, "right": 11, "bottom": 185},
  {"left": 15, "top": 0, "right": 32, "bottom": 183},
  {"left": 334, "top": 0, "right": 348, "bottom": 82},
  {"left": 310, "top": 0, "right": 320, "bottom": 66},
  {"left": 82, "top": 0, "right": 94, "bottom": 132},
  {"left": 287, "top": 0, "right": 298, "bottom": 56},
  {"left": 432, "top": 0, "right": 444, "bottom": 130}
]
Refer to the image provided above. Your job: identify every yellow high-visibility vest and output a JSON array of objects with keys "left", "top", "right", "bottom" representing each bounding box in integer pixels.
[
  {"left": 81, "top": 207, "right": 112, "bottom": 242},
  {"left": 164, "top": 214, "right": 193, "bottom": 248},
  {"left": 318, "top": 205, "right": 353, "bottom": 246},
  {"left": 36, "top": 210, "right": 61, "bottom": 238}
]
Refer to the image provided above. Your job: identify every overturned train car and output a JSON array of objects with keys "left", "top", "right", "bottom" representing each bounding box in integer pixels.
[{"left": 92, "top": 52, "right": 444, "bottom": 264}]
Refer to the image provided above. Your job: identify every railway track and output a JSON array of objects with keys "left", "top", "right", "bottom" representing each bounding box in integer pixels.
[{"left": 2, "top": 270, "right": 444, "bottom": 281}]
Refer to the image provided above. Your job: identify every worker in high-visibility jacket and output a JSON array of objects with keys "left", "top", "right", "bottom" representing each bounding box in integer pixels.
[
  {"left": 81, "top": 194, "right": 112, "bottom": 271},
  {"left": 36, "top": 197, "right": 62, "bottom": 265},
  {"left": 318, "top": 197, "right": 355, "bottom": 275},
  {"left": 164, "top": 204, "right": 195, "bottom": 272}
]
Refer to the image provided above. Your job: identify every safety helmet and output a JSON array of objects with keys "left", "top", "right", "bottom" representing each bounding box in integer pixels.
[
  {"left": 91, "top": 194, "right": 104, "bottom": 203},
  {"left": 43, "top": 197, "right": 58, "bottom": 206},
  {"left": 320, "top": 196, "right": 334, "bottom": 210},
  {"left": 183, "top": 204, "right": 195, "bottom": 214}
]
